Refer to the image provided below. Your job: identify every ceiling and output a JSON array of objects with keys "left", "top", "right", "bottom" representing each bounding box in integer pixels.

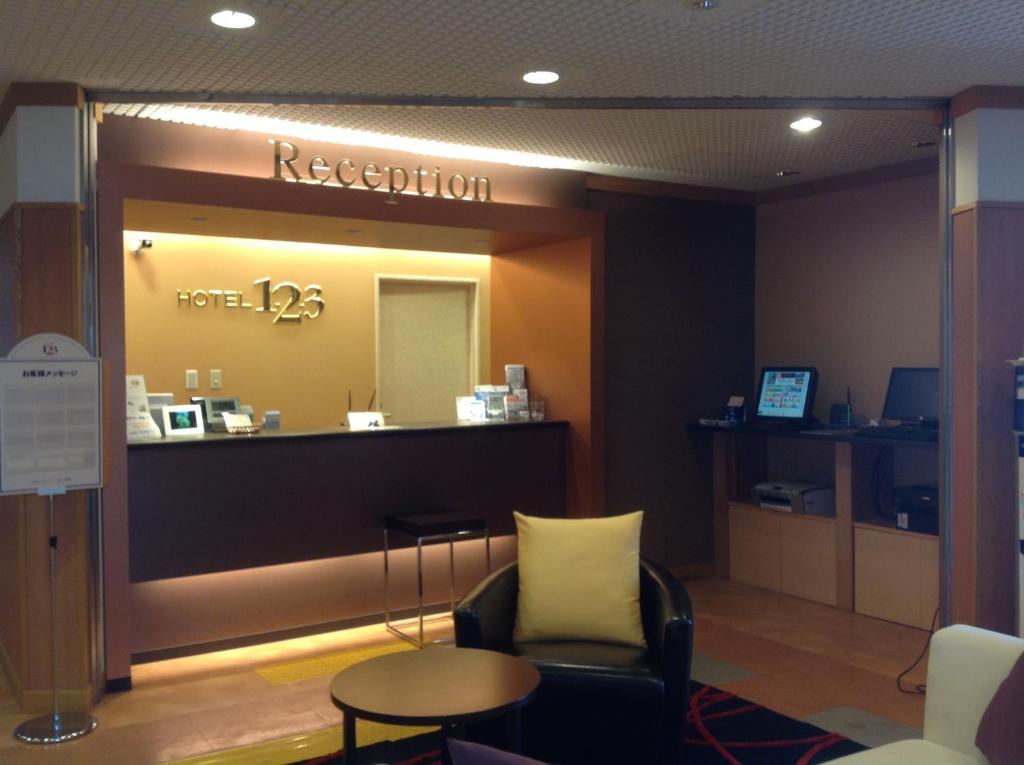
[{"left": 4, "top": 0, "right": 1023, "bottom": 190}]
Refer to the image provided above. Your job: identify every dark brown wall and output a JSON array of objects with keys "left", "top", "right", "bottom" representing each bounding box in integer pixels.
[{"left": 586, "top": 190, "right": 756, "bottom": 567}]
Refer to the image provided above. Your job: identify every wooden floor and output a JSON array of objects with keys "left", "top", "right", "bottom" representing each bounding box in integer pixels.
[{"left": 0, "top": 578, "right": 930, "bottom": 764}]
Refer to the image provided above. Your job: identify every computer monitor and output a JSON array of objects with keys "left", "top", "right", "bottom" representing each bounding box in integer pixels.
[
  {"left": 882, "top": 367, "right": 939, "bottom": 425},
  {"left": 755, "top": 367, "right": 819, "bottom": 424}
]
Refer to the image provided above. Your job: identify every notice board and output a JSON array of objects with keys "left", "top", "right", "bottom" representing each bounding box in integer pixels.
[{"left": 0, "top": 334, "right": 102, "bottom": 495}]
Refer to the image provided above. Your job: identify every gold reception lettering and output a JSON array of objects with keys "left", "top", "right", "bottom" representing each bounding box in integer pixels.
[
  {"left": 269, "top": 140, "right": 492, "bottom": 202},
  {"left": 308, "top": 155, "right": 331, "bottom": 184},
  {"left": 361, "top": 162, "right": 381, "bottom": 190},
  {"left": 177, "top": 277, "right": 326, "bottom": 325},
  {"left": 386, "top": 166, "right": 409, "bottom": 204},
  {"left": 335, "top": 159, "right": 356, "bottom": 187},
  {"left": 272, "top": 140, "right": 302, "bottom": 181},
  {"left": 448, "top": 173, "right": 468, "bottom": 200}
]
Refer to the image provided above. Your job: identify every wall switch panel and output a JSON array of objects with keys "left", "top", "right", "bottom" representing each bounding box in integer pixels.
[
  {"left": 185, "top": 369, "right": 198, "bottom": 390},
  {"left": 210, "top": 369, "right": 222, "bottom": 389}
]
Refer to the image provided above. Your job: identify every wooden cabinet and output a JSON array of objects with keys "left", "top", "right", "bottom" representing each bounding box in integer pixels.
[
  {"left": 704, "top": 426, "right": 940, "bottom": 628},
  {"left": 854, "top": 524, "right": 939, "bottom": 630},
  {"left": 729, "top": 502, "right": 838, "bottom": 606}
]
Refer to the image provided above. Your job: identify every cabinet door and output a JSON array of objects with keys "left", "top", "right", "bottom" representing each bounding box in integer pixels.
[
  {"left": 855, "top": 526, "right": 938, "bottom": 629},
  {"left": 780, "top": 515, "right": 838, "bottom": 606},
  {"left": 729, "top": 504, "right": 781, "bottom": 591}
]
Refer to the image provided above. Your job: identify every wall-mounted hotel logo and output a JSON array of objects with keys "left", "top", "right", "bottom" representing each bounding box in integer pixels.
[
  {"left": 270, "top": 140, "right": 493, "bottom": 204},
  {"left": 177, "top": 278, "right": 324, "bottom": 325}
]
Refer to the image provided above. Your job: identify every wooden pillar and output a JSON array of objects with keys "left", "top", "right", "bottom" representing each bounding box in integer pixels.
[
  {"left": 0, "top": 82, "right": 95, "bottom": 711},
  {"left": 948, "top": 87, "right": 1024, "bottom": 633}
]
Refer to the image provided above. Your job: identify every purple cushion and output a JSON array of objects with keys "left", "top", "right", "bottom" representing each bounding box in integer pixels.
[
  {"left": 975, "top": 650, "right": 1024, "bottom": 765},
  {"left": 447, "top": 739, "right": 549, "bottom": 765}
]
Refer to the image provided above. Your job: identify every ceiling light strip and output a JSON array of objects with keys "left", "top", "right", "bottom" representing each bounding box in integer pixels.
[{"left": 85, "top": 90, "right": 949, "bottom": 111}]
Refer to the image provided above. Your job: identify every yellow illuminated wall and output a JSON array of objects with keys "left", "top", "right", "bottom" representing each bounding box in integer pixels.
[{"left": 123, "top": 231, "right": 491, "bottom": 430}]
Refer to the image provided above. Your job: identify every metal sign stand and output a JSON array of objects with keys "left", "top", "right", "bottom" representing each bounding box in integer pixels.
[
  {"left": 1, "top": 334, "right": 103, "bottom": 744},
  {"left": 13, "top": 485, "right": 98, "bottom": 744}
]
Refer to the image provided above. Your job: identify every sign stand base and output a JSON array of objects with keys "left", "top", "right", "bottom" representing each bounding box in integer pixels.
[
  {"left": 14, "top": 711, "right": 98, "bottom": 745},
  {"left": 13, "top": 486, "right": 98, "bottom": 745}
]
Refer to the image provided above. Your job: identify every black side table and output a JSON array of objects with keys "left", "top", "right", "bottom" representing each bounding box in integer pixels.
[{"left": 385, "top": 511, "right": 490, "bottom": 646}]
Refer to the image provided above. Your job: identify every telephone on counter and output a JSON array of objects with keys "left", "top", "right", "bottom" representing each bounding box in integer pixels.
[{"left": 699, "top": 395, "right": 745, "bottom": 427}]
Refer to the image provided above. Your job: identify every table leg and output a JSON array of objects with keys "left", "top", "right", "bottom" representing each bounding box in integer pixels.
[
  {"left": 441, "top": 723, "right": 453, "bottom": 765},
  {"left": 507, "top": 709, "right": 523, "bottom": 754},
  {"left": 343, "top": 709, "right": 357, "bottom": 765}
]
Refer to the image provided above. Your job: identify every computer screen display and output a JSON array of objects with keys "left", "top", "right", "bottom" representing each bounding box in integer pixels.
[
  {"left": 882, "top": 367, "right": 939, "bottom": 423},
  {"left": 755, "top": 367, "right": 819, "bottom": 421},
  {"left": 170, "top": 409, "right": 197, "bottom": 430}
]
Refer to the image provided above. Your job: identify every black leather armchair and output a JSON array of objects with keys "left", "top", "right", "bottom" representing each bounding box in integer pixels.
[{"left": 454, "top": 557, "right": 694, "bottom": 765}]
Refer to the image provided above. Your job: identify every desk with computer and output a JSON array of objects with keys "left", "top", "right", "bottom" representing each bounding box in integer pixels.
[{"left": 694, "top": 366, "right": 940, "bottom": 628}]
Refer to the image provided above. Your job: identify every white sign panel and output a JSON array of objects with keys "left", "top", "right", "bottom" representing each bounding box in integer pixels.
[{"left": 0, "top": 334, "right": 102, "bottom": 495}]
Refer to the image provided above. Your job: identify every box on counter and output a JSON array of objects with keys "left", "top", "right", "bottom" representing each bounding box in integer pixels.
[
  {"left": 456, "top": 396, "right": 487, "bottom": 421},
  {"left": 504, "top": 364, "right": 526, "bottom": 390},
  {"left": 474, "top": 384, "right": 509, "bottom": 419},
  {"left": 504, "top": 388, "right": 529, "bottom": 421}
]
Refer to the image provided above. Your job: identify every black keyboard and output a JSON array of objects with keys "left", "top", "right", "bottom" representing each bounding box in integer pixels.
[{"left": 855, "top": 426, "right": 938, "bottom": 442}]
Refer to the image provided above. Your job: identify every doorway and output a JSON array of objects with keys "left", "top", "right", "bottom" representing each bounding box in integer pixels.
[{"left": 376, "top": 275, "right": 480, "bottom": 423}]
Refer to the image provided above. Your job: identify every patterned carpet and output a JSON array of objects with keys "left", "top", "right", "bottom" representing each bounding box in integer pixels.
[{"left": 294, "top": 682, "right": 868, "bottom": 764}]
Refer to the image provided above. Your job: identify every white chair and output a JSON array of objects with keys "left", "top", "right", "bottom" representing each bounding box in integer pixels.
[{"left": 829, "top": 624, "right": 1024, "bottom": 764}]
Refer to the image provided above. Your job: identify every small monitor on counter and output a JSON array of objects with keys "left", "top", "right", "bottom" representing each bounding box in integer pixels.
[
  {"left": 162, "top": 405, "right": 204, "bottom": 436},
  {"left": 200, "top": 396, "right": 241, "bottom": 431},
  {"left": 755, "top": 367, "right": 818, "bottom": 425}
]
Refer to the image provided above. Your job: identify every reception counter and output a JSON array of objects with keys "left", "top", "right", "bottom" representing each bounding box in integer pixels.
[{"left": 127, "top": 419, "right": 567, "bottom": 584}]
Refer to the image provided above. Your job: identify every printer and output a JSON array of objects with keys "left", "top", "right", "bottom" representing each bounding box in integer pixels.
[
  {"left": 893, "top": 484, "right": 938, "bottom": 534},
  {"left": 751, "top": 481, "right": 836, "bottom": 516}
]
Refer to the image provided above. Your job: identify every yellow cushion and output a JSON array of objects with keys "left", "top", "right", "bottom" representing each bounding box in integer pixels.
[{"left": 513, "top": 510, "right": 645, "bottom": 648}]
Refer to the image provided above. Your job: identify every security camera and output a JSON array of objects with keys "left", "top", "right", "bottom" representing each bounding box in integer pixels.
[{"left": 129, "top": 238, "right": 153, "bottom": 256}]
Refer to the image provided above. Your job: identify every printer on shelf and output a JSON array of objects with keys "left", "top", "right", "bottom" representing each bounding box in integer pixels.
[
  {"left": 893, "top": 484, "right": 938, "bottom": 534},
  {"left": 751, "top": 481, "right": 836, "bottom": 516}
]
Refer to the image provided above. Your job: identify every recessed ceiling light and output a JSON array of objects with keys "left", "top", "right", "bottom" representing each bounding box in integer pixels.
[
  {"left": 210, "top": 10, "right": 256, "bottom": 29},
  {"left": 790, "top": 117, "right": 822, "bottom": 133},
  {"left": 775, "top": 170, "right": 800, "bottom": 177},
  {"left": 523, "top": 70, "right": 559, "bottom": 85}
]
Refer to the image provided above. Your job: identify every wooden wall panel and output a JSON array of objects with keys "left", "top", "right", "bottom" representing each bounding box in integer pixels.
[
  {"left": 949, "top": 204, "right": 1022, "bottom": 633},
  {"left": 950, "top": 208, "right": 977, "bottom": 625},
  {"left": 587, "top": 190, "right": 755, "bottom": 565},
  {"left": 0, "top": 203, "right": 93, "bottom": 711},
  {"left": 973, "top": 205, "right": 1024, "bottom": 632},
  {"left": 490, "top": 240, "right": 595, "bottom": 516}
]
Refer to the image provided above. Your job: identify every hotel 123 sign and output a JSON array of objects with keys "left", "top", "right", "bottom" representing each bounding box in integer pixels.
[{"left": 176, "top": 278, "right": 324, "bottom": 325}]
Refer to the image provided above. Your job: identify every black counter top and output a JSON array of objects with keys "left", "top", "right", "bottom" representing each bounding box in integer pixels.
[
  {"left": 687, "top": 421, "right": 938, "bottom": 449},
  {"left": 128, "top": 418, "right": 567, "bottom": 448}
]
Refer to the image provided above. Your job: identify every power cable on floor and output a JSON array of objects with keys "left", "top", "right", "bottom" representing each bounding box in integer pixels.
[{"left": 896, "top": 606, "right": 939, "bottom": 695}]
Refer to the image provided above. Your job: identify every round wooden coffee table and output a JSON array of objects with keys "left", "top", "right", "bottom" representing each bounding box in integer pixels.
[{"left": 329, "top": 647, "right": 540, "bottom": 765}]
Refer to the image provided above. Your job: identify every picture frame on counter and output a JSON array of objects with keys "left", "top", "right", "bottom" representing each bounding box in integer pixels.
[{"left": 162, "top": 404, "right": 205, "bottom": 437}]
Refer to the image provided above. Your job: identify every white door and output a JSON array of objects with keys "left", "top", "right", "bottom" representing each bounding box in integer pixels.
[{"left": 377, "top": 277, "right": 478, "bottom": 423}]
